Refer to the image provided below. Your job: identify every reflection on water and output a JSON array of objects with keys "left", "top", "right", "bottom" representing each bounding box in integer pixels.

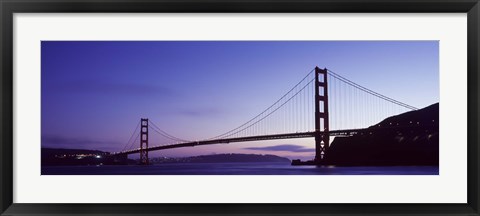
[{"left": 42, "top": 162, "right": 439, "bottom": 175}]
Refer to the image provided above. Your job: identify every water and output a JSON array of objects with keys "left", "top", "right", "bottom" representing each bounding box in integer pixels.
[{"left": 42, "top": 162, "right": 439, "bottom": 175}]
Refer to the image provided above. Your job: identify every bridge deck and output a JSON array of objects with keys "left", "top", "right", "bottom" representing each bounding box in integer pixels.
[
  {"left": 115, "top": 128, "right": 372, "bottom": 155},
  {"left": 114, "top": 125, "right": 436, "bottom": 155}
]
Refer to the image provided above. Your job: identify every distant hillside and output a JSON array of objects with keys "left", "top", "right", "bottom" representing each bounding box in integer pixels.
[
  {"left": 149, "top": 153, "right": 291, "bottom": 164},
  {"left": 325, "top": 103, "right": 439, "bottom": 166}
]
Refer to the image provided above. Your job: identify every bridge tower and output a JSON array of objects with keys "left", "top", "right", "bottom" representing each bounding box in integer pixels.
[
  {"left": 314, "top": 67, "right": 329, "bottom": 162},
  {"left": 139, "top": 118, "right": 149, "bottom": 165}
]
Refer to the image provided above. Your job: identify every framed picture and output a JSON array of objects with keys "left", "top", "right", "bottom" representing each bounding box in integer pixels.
[{"left": 1, "top": 0, "right": 479, "bottom": 215}]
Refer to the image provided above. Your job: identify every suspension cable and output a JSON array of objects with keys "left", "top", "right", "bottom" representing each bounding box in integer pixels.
[
  {"left": 119, "top": 120, "right": 141, "bottom": 152},
  {"left": 209, "top": 69, "right": 315, "bottom": 140},
  {"left": 222, "top": 79, "right": 315, "bottom": 138},
  {"left": 148, "top": 119, "right": 191, "bottom": 142},
  {"left": 327, "top": 69, "right": 417, "bottom": 110}
]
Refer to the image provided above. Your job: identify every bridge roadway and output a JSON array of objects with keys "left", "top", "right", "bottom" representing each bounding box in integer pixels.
[{"left": 114, "top": 125, "right": 435, "bottom": 156}]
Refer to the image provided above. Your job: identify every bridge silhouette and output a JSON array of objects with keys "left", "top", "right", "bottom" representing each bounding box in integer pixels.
[{"left": 111, "top": 67, "right": 420, "bottom": 165}]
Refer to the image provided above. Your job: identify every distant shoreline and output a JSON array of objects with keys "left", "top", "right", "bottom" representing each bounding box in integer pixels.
[{"left": 41, "top": 149, "right": 291, "bottom": 166}]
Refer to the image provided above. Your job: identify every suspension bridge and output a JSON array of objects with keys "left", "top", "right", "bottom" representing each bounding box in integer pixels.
[{"left": 111, "top": 67, "right": 425, "bottom": 165}]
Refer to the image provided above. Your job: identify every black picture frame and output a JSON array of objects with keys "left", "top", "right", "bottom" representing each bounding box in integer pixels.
[{"left": 1, "top": 0, "right": 479, "bottom": 215}]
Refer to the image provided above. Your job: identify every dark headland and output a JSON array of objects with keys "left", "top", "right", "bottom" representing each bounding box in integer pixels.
[{"left": 293, "top": 103, "right": 439, "bottom": 166}]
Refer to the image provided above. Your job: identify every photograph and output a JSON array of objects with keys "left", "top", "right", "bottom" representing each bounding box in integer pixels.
[
  {"left": 40, "top": 41, "right": 439, "bottom": 175},
  {"left": 2, "top": 0, "right": 478, "bottom": 215}
]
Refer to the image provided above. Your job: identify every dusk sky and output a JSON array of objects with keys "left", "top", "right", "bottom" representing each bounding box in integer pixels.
[{"left": 41, "top": 41, "right": 439, "bottom": 160}]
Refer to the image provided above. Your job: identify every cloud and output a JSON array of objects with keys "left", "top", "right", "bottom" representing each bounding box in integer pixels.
[
  {"left": 41, "top": 135, "right": 121, "bottom": 151},
  {"left": 244, "top": 144, "right": 315, "bottom": 153},
  {"left": 55, "top": 80, "right": 175, "bottom": 97}
]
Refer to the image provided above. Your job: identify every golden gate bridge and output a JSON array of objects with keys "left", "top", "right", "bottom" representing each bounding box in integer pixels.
[{"left": 111, "top": 67, "right": 425, "bottom": 165}]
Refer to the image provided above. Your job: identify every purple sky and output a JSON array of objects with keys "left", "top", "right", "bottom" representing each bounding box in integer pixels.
[{"left": 41, "top": 41, "right": 438, "bottom": 160}]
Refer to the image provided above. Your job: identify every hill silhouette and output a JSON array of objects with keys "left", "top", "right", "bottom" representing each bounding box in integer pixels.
[{"left": 324, "top": 103, "right": 439, "bottom": 166}]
